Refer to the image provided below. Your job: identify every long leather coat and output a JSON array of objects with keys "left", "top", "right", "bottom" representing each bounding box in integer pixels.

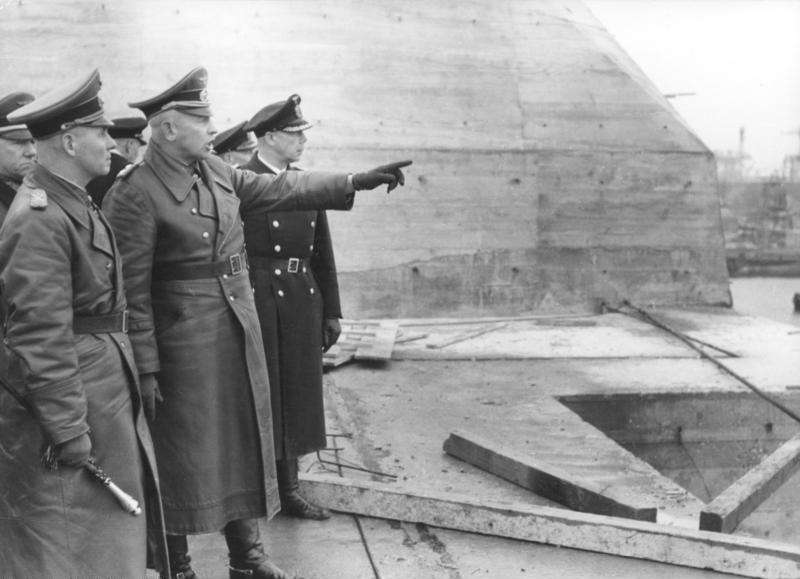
[
  {"left": 0, "top": 164, "right": 167, "bottom": 577},
  {"left": 103, "top": 141, "right": 352, "bottom": 533},
  {"left": 242, "top": 155, "right": 341, "bottom": 460}
]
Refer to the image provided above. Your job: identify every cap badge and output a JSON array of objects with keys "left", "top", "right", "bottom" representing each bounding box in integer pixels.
[
  {"left": 199, "top": 89, "right": 209, "bottom": 103},
  {"left": 29, "top": 188, "right": 48, "bottom": 209}
]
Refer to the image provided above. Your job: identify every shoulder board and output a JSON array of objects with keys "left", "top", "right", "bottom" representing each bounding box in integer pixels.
[
  {"left": 116, "top": 161, "right": 141, "bottom": 181},
  {"left": 28, "top": 188, "right": 48, "bottom": 210}
]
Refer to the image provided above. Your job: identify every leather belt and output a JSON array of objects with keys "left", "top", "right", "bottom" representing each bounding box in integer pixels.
[
  {"left": 251, "top": 256, "right": 309, "bottom": 273},
  {"left": 153, "top": 251, "right": 248, "bottom": 281},
  {"left": 73, "top": 310, "right": 129, "bottom": 334}
]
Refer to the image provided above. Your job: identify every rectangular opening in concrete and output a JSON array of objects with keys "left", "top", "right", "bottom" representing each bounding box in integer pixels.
[{"left": 556, "top": 391, "right": 800, "bottom": 546}]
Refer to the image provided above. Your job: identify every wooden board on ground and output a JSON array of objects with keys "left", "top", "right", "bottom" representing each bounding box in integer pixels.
[
  {"left": 353, "top": 323, "right": 398, "bottom": 360},
  {"left": 299, "top": 474, "right": 800, "bottom": 579},
  {"left": 700, "top": 433, "right": 800, "bottom": 533},
  {"left": 443, "top": 430, "right": 657, "bottom": 522},
  {"left": 426, "top": 323, "right": 508, "bottom": 349},
  {"left": 323, "top": 320, "right": 399, "bottom": 367}
]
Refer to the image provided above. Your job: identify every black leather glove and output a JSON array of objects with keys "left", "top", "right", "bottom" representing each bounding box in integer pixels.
[
  {"left": 139, "top": 373, "right": 164, "bottom": 422},
  {"left": 322, "top": 318, "right": 342, "bottom": 352},
  {"left": 56, "top": 431, "right": 92, "bottom": 467},
  {"left": 352, "top": 160, "right": 412, "bottom": 193}
]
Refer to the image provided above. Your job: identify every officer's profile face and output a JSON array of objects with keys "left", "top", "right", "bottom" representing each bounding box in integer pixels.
[
  {"left": 174, "top": 113, "right": 217, "bottom": 161},
  {"left": 117, "top": 137, "right": 145, "bottom": 163},
  {"left": 0, "top": 136, "right": 36, "bottom": 181},
  {"left": 270, "top": 130, "right": 307, "bottom": 165},
  {"left": 67, "top": 126, "right": 115, "bottom": 179}
]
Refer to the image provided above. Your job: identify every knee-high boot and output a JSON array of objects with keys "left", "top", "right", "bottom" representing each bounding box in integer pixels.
[
  {"left": 224, "top": 518, "right": 291, "bottom": 579},
  {"left": 161, "top": 534, "right": 195, "bottom": 579},
  {"left": 276, "top": 458, "right": 331, "bottom": 520}
]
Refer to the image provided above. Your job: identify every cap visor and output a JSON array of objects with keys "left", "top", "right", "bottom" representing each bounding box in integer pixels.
[{"left": 0, "top": 127, "right": 33, "bottom": 140}]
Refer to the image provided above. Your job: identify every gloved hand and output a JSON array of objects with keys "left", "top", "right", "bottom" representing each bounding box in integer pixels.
[
  {"left": 322, "top": 318, "right": 342, "bottom": 352},
  {"left": 352, "top": 160, "right": 412, "bottom": 193},
  {"left": 56, "top": 431, "right": 92, "bottom": 467},
  {"left": 139, "top": 373, "right": 164, "bottom": 422}
]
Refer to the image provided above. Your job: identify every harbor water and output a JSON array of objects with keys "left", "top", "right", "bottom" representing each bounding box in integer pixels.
[{"left": 729, "top": 277, "right": 800, "bottom": 328}]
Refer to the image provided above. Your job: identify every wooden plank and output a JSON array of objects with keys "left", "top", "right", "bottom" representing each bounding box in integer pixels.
[
  {"left": 443, "top": 430, "right": 657, "bottom": 522},
  {"left": 395, "top": 331, "right": 429, "bottom": 344},
  {"left": 322, "top": 345, "right": 355, "bottom": 368},
  {"left": 700, "top": 434, "right": 800, "bottom": 533},
  {"left": 426, "top": 323, "right": 508, "bottom": 349},
  {"left": 298, "top": 474, "right": 800, "bottom": 579},
  {"left": 353, "top": 323, "right": 399, "bottom": 360}
]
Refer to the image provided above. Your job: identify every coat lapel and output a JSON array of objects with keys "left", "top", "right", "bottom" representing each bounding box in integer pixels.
[
  {"left": 29, "top": 165, "right": 91, "bottom": 231},
  {"left": 144, "top": 141, "right": 196, "bottom": 203}
]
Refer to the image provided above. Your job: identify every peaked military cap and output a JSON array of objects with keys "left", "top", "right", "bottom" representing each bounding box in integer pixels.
[
  {"left": 130, "top": 66, "right": 211, "bottom": 119},
  {"left": 244, "top": 94, "right": 313, "bottom": 138},
  {"left": 8, "top": 70, "right": 112, "bottom": 139},
  {"left": 0, "top": 91, "right": 35, "bottom": 140},
  {"left": 213, "top": 120, "right": 256, "bottom": 155},
  {"left": 109, "top": 116, "right": 148, "bottom": 144}
]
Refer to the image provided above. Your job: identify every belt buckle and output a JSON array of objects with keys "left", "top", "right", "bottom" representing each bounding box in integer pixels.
[
  {"left": 287, "top": 258, "right": 300, "bottom": 273},
  {"left": 229, "top": 253, "right": 243, "bottom": 276},
  {"left": 121, "top": 310, "right": 129, "bottom": 334}
]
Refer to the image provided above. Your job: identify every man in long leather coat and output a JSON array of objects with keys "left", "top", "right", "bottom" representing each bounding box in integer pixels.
[
  {"left": 0, "top": 70, "right": 168, "bottom": 577},
  {"left": 103, "top": 66, "right": 411, "bottom": 579},
  {"left": 0, "top": 91, "right": 36, "bottom": 222},
  {"left": 241, "top": 95, "right": 342, "bottom": 521}
]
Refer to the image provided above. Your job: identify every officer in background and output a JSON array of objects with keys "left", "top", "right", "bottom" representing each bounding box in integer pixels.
[
  {"left": 0, "top": 70, "right": 167, "bottom": 578},
  {"left": 242, "top": 94, "right": 342, "bottom": 521},
  {"left": 86, "top": 115, "right": 147, "bottom": 205},
  {"left": 213, "top": 120, "right": 257, "bottom": 167},
  {"left": 102, "top": 66, "right": 411, "bottom": 579},
  {"left": 0, "top": 91, "right": 36, "bottom": 222}
]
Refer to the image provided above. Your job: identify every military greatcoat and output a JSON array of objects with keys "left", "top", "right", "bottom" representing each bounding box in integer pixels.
[
  {"left": 103, "top": 140, "right": 352, "bottom": 534},
  {"left": 0, "top": 164, "right": 167, "bottom": 577},
  {"left": 241, "top": 154, "right": 341, "bottom": 460},
  {"left": 0, "top": 178, "right": 17, "bottom": 224}
]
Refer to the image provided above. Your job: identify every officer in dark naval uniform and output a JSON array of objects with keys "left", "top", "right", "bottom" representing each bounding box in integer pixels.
[
  {"left": 213, "top": 120, "right": 257, "bottom": 167},
  {"left": 241, "top": 94, "right": 341, "bottom": 521},
  {"left": 86, "top": 115, "right": 147, "bottom": 205},
  {"left": 102, "top": 66, "right": 411, "bottom": 579},
  {"left": 0, "top": 91, "right": 36, "bottom": 222},
  {"left": 0, "top": 69, "right": 167, "bottom": 578}
]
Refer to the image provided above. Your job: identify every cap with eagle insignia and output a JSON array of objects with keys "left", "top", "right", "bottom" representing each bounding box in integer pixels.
[
  {"left": 213, "top": 120, "right": 257, "bottom": 155},
  {"left": 7, "top": 70, "right": 112, "bottom": 139},
  {"left": 129, "top": 67, "right": 212, "bottom": 119},
  {"left": 0, "top": 91, "right": 35, "bottom": 141},
  {"left": 109, "top": 116, "right": 148, "bottom": 145},
  {"left": 244, "top": 94, "right": 313, "bottom": 138}
]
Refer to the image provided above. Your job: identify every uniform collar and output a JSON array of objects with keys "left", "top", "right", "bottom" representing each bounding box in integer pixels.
[
  {"left": 27, "top": 163, "right": 92, "bottom": 230},
  {"left": 144, "top": 139, "right": 198, "bottom": 202},
  {"left": 256, "top": 152, "right": 286, "bottom": 175}
]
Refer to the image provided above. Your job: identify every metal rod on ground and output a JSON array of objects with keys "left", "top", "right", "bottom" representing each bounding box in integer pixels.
[{"left": 606, "top": 300, "right": 800, "bottom": 426}]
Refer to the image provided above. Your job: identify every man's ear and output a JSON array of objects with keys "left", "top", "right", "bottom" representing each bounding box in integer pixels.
[
  {"left": 160, "top": 118, "right": 179, "bottom": 142},
  {"left": 61, "top": 132, "right": 77, "bottom": 157}
]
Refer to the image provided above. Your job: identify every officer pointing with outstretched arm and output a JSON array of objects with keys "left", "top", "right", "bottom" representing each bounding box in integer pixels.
[{"left": 102, "top": 66, "right": 410, "bottom": 579}]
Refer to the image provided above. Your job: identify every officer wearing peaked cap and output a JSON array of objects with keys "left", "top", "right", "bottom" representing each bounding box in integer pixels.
[
  {"left": 213, "top": 120, "right": 257, "bottom": 167},
  {"left": 0, "top": 70, "right": 168, "bottom": 577},
  {"left": 101, "top": 65, "right": 412, "bottom": 579},
  {"left": 86, "top": 114, "right": 148, "bottom": 205},
  {"left": 241, "top": 94, "right": 340, "bottom": 523},
  {"left": 0, "top": 91, "right": 36, "bottom": 223}
]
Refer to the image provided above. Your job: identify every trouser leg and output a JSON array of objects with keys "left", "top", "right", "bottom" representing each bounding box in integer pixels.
[{"left": 161, "top": 534, "right": 195, "bottom": 579}]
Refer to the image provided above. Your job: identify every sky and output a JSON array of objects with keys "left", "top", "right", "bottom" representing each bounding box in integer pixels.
[{"left": 585, "top": 0, "right": 800, "bottom": 176}]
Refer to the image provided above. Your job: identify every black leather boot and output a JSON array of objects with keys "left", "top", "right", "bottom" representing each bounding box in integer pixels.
[
  {"left": 277, "top": 458, "right": 331, "bottom": 520},
  {"left": 224, "top": 518, "right": 291, "bottom": 579},
  {"left": 161, "top": 534, "right": 195, "bottom": 579}
]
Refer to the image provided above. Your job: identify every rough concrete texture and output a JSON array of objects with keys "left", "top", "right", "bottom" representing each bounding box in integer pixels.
[{"left": 1, "top": 0, "right": 730, "bottom": 316}]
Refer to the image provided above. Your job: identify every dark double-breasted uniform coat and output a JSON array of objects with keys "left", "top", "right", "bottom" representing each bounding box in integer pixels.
[
  {"left": 86, "top": 149, "right": 130, "bottom": 207},
  {"left": 0, "top": 179, "right": 17, "bottom": 224},
  {"left": 103, "top": 140, "right": 352, "bottom": 533},
  {"left": 241, "top": 155, "right": 341, "bottom": 460},
  {"left": 0, "top": 164, "right": 167, "bottom": 577}
]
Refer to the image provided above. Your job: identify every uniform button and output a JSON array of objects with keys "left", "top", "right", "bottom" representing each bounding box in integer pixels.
[
  {"left": 274, "top": 269, "right": 281, "bottom": 275},
  {"left": 310, "top": 220, "right": 316, "bottom": 227},
  {"left": 310, "top": 288, "right": 315, "bottom": 294},
  {"left": 277, "top": 290, "right": 285, "bottom": 297},
  {"left": 191, "top": 208, "right": 198, "bottom": 215},
  {"left": 302, "top": 266, "right": 307, "bottom": 273},
  {"left": 274, "top": 244, "right": 281, "bottom": 253},
  {"left": 309, "top": 244, "right": 313, "bottom": 251},
  {"left": 272, "top": 220, "right": 280, "bottom": 228},
  {"left": 202, "top": 232, "right": 210, "bottom": 239},
  {"left": 120, "top": 342, "right": 126, "bottom": 348},
  {"left": 105, "top": 262, "right": 112, "bottom": 269},
  {"left": 222, "top": 274, "right": 229, "bottom": 279},
  {"left": 229, "top": 295, "right": 235, "bottom": 301}
]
